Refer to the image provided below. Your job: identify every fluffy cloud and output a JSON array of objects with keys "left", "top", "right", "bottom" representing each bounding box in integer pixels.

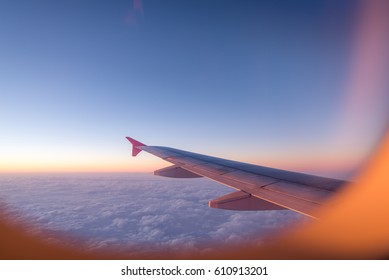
[{"left": 0, "top": 173, "right": 305, "bottom": 255}]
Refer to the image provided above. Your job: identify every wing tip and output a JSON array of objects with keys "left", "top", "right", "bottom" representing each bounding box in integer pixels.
[{"left": 126, "top": 136, "right": 146, "bottom": 157}]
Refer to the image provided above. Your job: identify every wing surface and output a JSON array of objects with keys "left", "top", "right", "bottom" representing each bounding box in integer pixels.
[{"left": 126, "top": 137, "right": 347, "bottom": 218}]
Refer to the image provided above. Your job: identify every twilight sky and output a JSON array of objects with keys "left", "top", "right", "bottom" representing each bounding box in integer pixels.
[{"left": 1, "top": 0, "right": 388, "bottom": 177}]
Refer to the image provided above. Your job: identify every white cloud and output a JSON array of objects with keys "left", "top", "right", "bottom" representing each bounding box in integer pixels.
[
  {"left": 0, "top": 173, "right": 304, "bottom": 255},
  {"left": 111, "top": 218, "right": 128, "bottom": 228}
]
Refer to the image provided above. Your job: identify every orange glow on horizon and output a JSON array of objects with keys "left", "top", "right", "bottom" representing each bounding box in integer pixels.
[
  {"left": 0, "top": 150, "right": 359, "bottom": 177},
  {"left": 0, "top": 156, "right": 170, "bottom": 173}
]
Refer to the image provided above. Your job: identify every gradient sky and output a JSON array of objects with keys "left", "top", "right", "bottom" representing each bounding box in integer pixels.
[{"left": 1, "top": 0, "right": 388, "bottom": 177}]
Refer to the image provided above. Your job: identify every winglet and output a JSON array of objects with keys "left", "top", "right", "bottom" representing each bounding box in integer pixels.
[{"left": 126, "top": 137, "right": 146, "bottom": 157}]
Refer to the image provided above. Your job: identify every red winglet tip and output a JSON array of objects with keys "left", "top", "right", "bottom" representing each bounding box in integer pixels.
[{"left": 126, "top": 137, "right": 146, "bottom": 157}]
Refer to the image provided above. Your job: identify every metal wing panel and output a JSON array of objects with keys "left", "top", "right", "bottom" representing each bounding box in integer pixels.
[
  {"left": 263, "top": 181, "right": 333, "bottom": 202},
  {"left": 165, "top": 156, "right": 206, "bottom": 167},
  {"left": 203, "top": 159, "right": 345, "bottom": 191},
  {"left": 140, "top": 146, "right": 177, "bottom": 159},
  {"left": 133, "top": 143, "right": 347, "bottom": 218},
  {"left": 182, "top": 165, "right": 324, "bottom": 217},
  {"left": 190, "top": 162, "right": 236, "bottom": 175},
  {"left": 142, "top": 146, "right": 347, "bottom": 190},
  {"left": 222, "top": 170, "right": 279, "bottom": 188}
]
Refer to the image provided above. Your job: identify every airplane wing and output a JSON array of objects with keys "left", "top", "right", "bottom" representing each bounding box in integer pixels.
[{"left": 126, "top": 137, "right": 348, "bottom": 218}]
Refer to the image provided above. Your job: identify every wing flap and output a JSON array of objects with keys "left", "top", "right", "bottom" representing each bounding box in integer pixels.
[
  {"left": 209, "top": 190, "right": 286, "bottom": 211},
  {"left": 154, "top": 165, "right": 202, "bottom": 178}
]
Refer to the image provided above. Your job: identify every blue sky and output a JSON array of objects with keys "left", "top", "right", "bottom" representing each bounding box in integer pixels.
[{"left": 1, "top": 0, "right": 388, "bottom": 177}]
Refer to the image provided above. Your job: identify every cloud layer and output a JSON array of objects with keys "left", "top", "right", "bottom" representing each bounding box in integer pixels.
[{"left": 0, "top": 173, "right": 304, "bottom": 256}]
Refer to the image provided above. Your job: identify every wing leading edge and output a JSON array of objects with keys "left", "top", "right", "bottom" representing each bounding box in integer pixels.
[{"left": 126, "top": 137, "right": 347, "bottom": 218}]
